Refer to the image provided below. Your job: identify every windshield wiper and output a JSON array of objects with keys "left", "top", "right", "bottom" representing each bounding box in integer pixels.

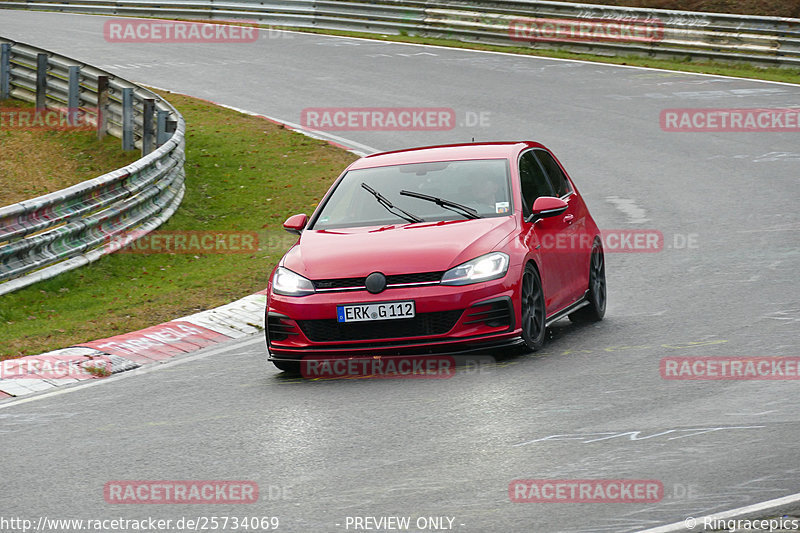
[
  {"left": 361, "top": 183, "right": 424, "bottom": 224},
  {"left": 399, "top": 190, "right": 481, "bottom": 220}
]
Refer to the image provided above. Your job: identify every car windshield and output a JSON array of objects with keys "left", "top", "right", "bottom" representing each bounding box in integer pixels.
[{"left": 311, "top": 159, "right": 512, "bottom": 230}]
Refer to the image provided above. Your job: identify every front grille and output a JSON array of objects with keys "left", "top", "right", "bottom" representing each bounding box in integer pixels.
[
  {"left": 267, "top": 315, "right": 299, "bottom": 341},
  {"left": 313, "top": 277, "right": 363, "bottom": 290},
  {"left": 386, "top": 271, "right": 443, "bottom": 285},
  {"left": 297, "top": 310, "right": 462, "bottom": 342},
  {"left": 463, "top": 299, "right": 513, "bottom": 329},
  {"left": 312, "top": 271, "right": 444, "bottom": 291}
]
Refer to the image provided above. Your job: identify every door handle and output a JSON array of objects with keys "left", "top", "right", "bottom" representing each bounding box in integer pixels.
[{"left": 563, "top": 214, "right": 574, "bottom": 224}]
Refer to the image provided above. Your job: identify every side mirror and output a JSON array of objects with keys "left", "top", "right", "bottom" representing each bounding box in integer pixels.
[
  {"left": 283, "top": 214, "right": 308, "bottom": 235},
  {"left": 526, "top": 197, "right": 568, "bottom": 223}
]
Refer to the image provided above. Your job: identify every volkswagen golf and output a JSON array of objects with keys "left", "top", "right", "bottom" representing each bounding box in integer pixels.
[{"left": 265, "top": 141, "right": 606, "bottom": 372}]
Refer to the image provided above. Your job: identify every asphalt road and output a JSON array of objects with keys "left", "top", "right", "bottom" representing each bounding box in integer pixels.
[{"left": 1, "top": 11, "right": 799, "bottom": 533}]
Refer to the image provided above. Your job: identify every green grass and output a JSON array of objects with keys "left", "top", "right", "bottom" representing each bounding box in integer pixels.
[
  {"left": 0, "top": 92, "right": 357, "bottom": 358},
  {"left": 0, "top": 99, "right": 140, "bottom": 206},
  {"left": 83, "top": 363, "right": 112, "bottom": 377}
]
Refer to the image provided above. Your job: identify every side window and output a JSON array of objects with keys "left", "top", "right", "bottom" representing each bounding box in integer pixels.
[
  {"left": 519, "top": 151, "right": 554, "bottom": 213},
  {"left": 535, "top": 150, "right": 572, "bottom": 198}
]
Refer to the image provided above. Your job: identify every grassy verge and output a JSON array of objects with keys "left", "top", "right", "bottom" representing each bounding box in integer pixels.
[
  {"left": 0, "top": 92, "right": 357, "bottom": 358},
  {"left": 0, "top": 99, "right": 140, "bottom": 206}
]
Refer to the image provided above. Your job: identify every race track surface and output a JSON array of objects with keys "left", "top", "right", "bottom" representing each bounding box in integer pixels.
[{"left": 1, "top": 11, "right": 799, "bottom": 532}]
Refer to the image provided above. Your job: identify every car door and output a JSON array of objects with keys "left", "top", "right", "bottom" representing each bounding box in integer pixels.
[
  {"left": 533, "top": 149, "right": 586, "bottom": 305},
  {"left": 518, "top": 150, "right": 571, "bottom": 314}
]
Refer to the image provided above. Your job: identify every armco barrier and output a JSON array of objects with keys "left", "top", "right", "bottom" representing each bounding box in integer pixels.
[
  {"left": 0, "top": 37, "right": 185, "bottom": 296},
  {"left": 0, "top": 0, "right": 798, "bottom": 67}
]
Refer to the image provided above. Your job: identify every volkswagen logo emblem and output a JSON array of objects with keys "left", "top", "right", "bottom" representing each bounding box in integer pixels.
[{"left": 365, "top": 272, "right": 387, "bottom": 294}]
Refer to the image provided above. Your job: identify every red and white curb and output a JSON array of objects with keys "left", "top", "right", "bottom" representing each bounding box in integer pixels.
[
  {"left": 0, "top": 290, "right": 268, "bottom": 399},
  {"left": 0, "top": 85, "right": 376, "bottom": 401}
]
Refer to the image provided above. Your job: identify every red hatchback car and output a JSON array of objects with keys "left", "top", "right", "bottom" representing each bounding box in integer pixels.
[{"left": 265, "top": 141, "right": 605, "bottom": 372}]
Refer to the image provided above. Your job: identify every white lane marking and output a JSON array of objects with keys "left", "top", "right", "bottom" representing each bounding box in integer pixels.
[
  {"left": 636, "top": 491, "right": 800, "bottom": 532},
  {"left": 0, "top": 336, "right": 264, "bottom": 411},
  {"left": 257, "top": 114, "right": 380, "bottom": 156},
  {"left": 605, "top": 196, "right": 650, "bottom": 224},
  {"left": 140, "top": 84, "right": 380, "bottom": 156},
  {"left": 254, "top": 24, "right": 800, "bottom": 88}
]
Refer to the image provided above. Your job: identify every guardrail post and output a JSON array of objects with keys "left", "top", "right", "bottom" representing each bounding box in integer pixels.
[
  {"left": 67, "top": 66, "right": 80, "bottom": 109},
  {"left": 67, "top": 65, "right": 80, "bottom": 126},
  {"left": 166, "top": 118, "right": 177, "bottom": 139},
  {"left": 97, "top": 75, "right": 108, "bottom": 139},
  {"left": 156, "top": 109, "right": 169, "bottom": 146},
  {"left": 121, "top": 87, "right": 134, "bottom": 150},
  {"left": 0, "top": 43, "right": 10, "bottom": 100},
  {"left": 0, "top": 40, "right": 186, "bottom": 296},
  {"left": 142, "top": 98, "right": 155, "bottom": 155},
  {"left": 36, "top": 52, "right": 47, "bottom": 109}
]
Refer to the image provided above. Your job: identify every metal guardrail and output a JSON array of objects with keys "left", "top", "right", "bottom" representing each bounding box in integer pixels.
[
  {"left": 0, "top": 37, "right": 185, "bottom": 296},
  {"left": 0, "top": 0, "right": 798, "bottom": 67}
]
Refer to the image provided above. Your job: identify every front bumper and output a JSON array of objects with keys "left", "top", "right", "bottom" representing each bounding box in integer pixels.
[{"left": 266, "top": 277, "right": 521, "bottom": 362}]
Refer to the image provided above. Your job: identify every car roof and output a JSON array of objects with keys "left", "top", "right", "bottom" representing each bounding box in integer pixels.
[{"left": 348, "top": 141, "right": 544, "bottom": 170}]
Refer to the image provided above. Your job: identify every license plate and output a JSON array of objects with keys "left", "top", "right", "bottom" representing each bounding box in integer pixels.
[{"left": 337, "top": 301, "right": 416, "bottom": 323}]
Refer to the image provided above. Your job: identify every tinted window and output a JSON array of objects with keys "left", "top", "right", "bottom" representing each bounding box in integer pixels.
[
  {"left": 519, "top": 151, "right": 554, "bottom": 213},
  {"left": 535, "top": 150, "right": 572, "bottom": 198}
]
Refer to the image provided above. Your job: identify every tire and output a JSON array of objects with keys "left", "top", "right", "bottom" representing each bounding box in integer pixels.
[
  {"left": 569, "top": 241, "right": 606, "bottom": 323},
  {"left": 272, "top": 360, "right": 300, "bottom": 374},
  {"left": 520, "top": 263, "right": 547, "bottom": 351}
]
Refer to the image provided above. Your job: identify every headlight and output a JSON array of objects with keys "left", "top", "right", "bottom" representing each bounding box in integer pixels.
[
  {"left": 441, "top": 252, "right": 509, "bottom": 286},
  {"left": 272, "top": 267, "right": 315, "bottom": 296}
]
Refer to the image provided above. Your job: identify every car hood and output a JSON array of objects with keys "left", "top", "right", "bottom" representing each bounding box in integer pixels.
[{"left": 282, "top": 217, "right": 517, "bottom": 279}]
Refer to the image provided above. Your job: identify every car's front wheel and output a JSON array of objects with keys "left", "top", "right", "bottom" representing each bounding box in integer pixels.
[
  {"left": 569, "top": 241, "right": 606, "bottom": 323},
  {"left": 520, "top": 263, "right": 546, "bottom": 351}
]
